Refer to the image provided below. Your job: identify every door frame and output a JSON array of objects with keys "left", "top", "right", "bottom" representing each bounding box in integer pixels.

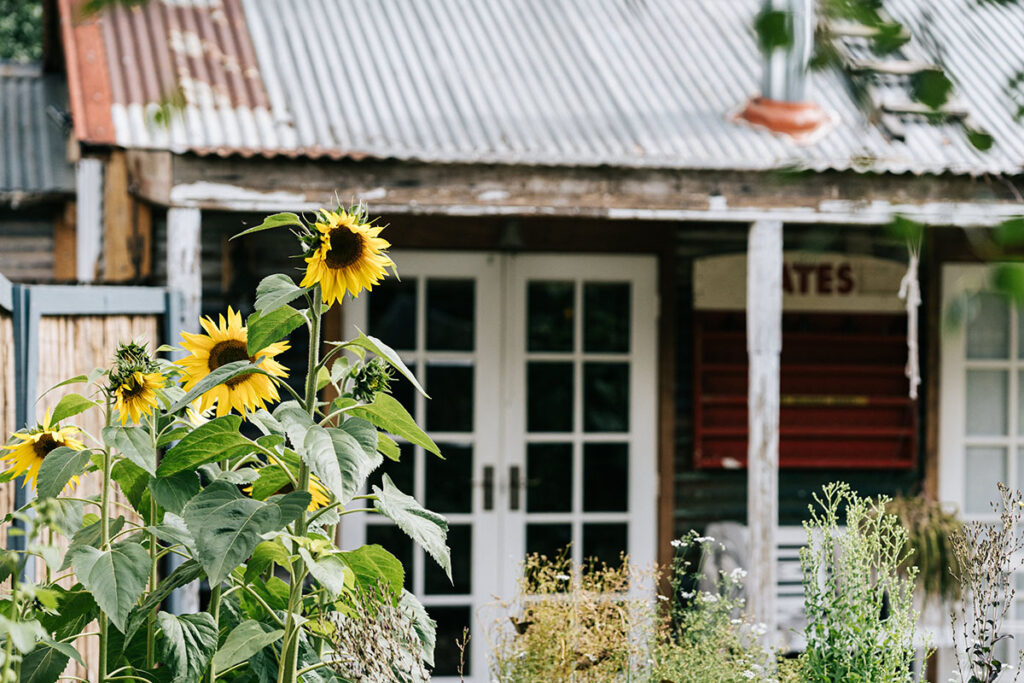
[{"left": 340, "top": 249, "right": 660, "bottom": 681}]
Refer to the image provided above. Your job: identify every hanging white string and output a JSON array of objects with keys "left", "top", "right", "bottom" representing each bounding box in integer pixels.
[{"left": 898, "top": 238, "right": 922, "bottom": 400}]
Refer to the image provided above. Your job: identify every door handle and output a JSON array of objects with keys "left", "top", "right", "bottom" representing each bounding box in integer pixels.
[
  {"left": 483, "top": 466, "right": 494, "bottom": 511},
  {"left": 509, "top": 465, "right": 521, "bottom": 511}
]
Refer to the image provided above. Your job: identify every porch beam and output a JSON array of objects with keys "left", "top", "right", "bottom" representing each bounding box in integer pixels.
[
  {"left": 165, "top": 207, "right": 202, "bottom": 339},
  {"left": 75, "top": 158, "right": 103, "bottom": 282},
  {"left": 746, "top": 219, "right": 783, "bottom": 638}
]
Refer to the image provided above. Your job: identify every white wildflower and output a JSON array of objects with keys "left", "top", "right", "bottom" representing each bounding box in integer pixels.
[{"left": 555, "top": 573, "right": 571, "bottom": 581}]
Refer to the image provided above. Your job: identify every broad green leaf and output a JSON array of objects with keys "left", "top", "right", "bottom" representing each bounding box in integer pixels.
[
  {"left": 249, "top": 409, "right": 287, "bottom": 438},
  {"left": 301, "top": 425, "right": 346, "bottom": 501},
  {"left": 19, "top": 639, "right": 83, "bottom": 683},
  {"left": 157, "top": 427, "right": 191, "bottom": 448},
  {"left": 338, "top": 417, "right": 378, "bottom": 456},
  {"left": 373, "top": 475, "right": 450, "bottom": 580},
  {"left": 102, "top": 426, "right": 157, "bottom": 476},
  {"left": 157, "top": 611, "right": 218, "bottom": 683},
  {"left": 274, "top": 401, "right": 314, "bottom": 450},
  {"left": 182, "top": 482, "right": 283, "bottom": 585},
  {"left": 70, "top": 541, "right": 150, "bottom": 631},
  {"left": 753, "top": 7, "right": 792, "bottom": 52},
  {"left": 38, "top": 590, "right": 97, "bottom": 643},
  {"left": 0, "top": 615, "right": 45, "bottom": 653},
  {"left": 339, "top": 544, "right": 404, "bottom": 596},
  {"left": 271, "top": 490, "right": 312, "bottom": 527},
  {"left": 244, "top": 540, "right": 292, "bottom": 583},
  {"left": 912, "top": 69, "right": 953, "bottom": 110},
  {"left": 158, "top": 416, "right": 252, "bottom": 477},
  {"left": 345, "top": 330, "right": 427, "bottom": 397},
  {"left": 400, "top": 590, "right": 437, "bottom": 669},
  {"left": 246, "top": 306, "right": 305, "bottom": 356},
  {"left": 249, "top": 465, "right": 292, "bottom": 500},
  {"left": 230, "top": 212, "right": 301, "bottom": 240},
  {"left": 377, "top": 432, "right": 400, "bottom": 461},
  {"left": 326, "top": 426, "right": 383, "bottom": 506},
  {"left": 150, "top": 471, "right": 201, "bottom": 515},
  {"left": 70, "top": 515, "right": 126, "bottom": 553},
  {"left": 211, "top": 620, "right": 284, "bottom": 672},
  {"left": 256, "top": 433, "right": 285, "bottom": 450},
  {"left": 35, "top": 447, "right": 91, "bottom": 499},
  {"left": 49, "top": 393, "right": 98, "bottom": 425},
  {"left": 150, "top": 512, "right": 198, "bottom": 556},
  {"left": 124, "top": 559, "right": 203, "bottom": 642},
  {"left": 254, "top": 273, "right": 308, "bottom": 315},
  {"left": 297, "top": 548, "right": 350, "bottom": 597},
  {"left": 166, "top": 360, "right": 266, "bottom": 414},
  {"left": 43, "top": 498, "right": 84, "bottom": 538},
  {"left": 111, "top": 459, "right": 149, "bottom": 515},
  {"left": 349, "top": 393, "right": 440, "bottom": 456}
]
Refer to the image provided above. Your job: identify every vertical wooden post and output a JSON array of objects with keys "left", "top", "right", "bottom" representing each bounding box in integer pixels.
[
  {"left": 165, "top": 206, "right": 202, "bottom": 615},
  {"left": 746, "top": 219, "right": 782, "bottom": 638},
  {"left": 75, "top": 158, "right": 103, "bottom": 283},
  {"left": 166, "top": 207, "right": 202, "bottom": 336}
]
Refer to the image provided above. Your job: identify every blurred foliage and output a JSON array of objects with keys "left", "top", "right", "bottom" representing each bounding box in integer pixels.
[
  {"left": 0, "top": 0, "right": 42, "bottom": 62},
  {"left": 754, "top": 8, "right": 794, "bottom": 53}
]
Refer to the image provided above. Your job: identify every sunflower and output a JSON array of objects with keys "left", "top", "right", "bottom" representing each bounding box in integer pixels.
[
  {"left": 177, "top": 307, "right": 290, "bottom": 418},
  {"left": 1, "top": 411, "right": 85, "bottom": 490},
  {"left": 299, "top": 208, "right": 395, "bottom": 306},
  {"left": 114, "top": 371, "right": 165, "bottom": 425}
]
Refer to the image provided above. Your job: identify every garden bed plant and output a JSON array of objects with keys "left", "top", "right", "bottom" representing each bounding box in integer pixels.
[{"left": 0, "top": 206, "right": 446, "bottom": 682}]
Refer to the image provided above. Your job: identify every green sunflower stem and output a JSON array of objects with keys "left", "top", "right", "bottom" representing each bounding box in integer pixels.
[
  {"left": 98, "top": 394, "right": 114, "bottom": 683},
  {"left": 278, "top": 287, "right": 323, "bottom": 683},
  {"left": 145, "top": 412, "right": 159, "bottom": 669}
]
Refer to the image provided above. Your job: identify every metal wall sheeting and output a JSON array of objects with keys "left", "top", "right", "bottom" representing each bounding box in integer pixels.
[
  {"left": 77, "top": 0, "right": 1024, "bottom": 175},
  {"left": 0, "top": 68, "right": 74, "bottom": 195}
]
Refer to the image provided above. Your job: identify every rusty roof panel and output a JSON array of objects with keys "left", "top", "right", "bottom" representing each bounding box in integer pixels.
[{"left": 59, "top": 0, "right": 1024, "bottom": 175}]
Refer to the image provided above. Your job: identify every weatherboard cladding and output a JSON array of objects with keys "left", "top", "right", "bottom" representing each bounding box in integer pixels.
[
  {"left": 0, "top": 69, "right": 74, "bottom": 195},
  {"left": 67, "top": 0, "right": 1024, "bottom": 175}
]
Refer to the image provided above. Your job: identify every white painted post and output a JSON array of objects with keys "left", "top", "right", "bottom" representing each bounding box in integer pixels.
[
  {"left": 75, "top": 158, "right": 103, "bottom": 282},
  {"left": 166, "top": 207, "right": 202, "bottom": 336},
  {"left": 746, "top": 219, "right": 783, "bottom": 639},
  {"left": 165, "top": 206, "right": 202, "bottom": 615}
]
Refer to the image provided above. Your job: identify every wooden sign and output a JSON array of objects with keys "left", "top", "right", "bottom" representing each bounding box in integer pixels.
[{"left": 694, "top": 251, "right": 907, "bottom": 313}]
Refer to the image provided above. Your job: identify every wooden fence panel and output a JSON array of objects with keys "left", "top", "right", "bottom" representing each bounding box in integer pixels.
[{"left": 2, "top": 314, "right": 161, "bottom": 680}]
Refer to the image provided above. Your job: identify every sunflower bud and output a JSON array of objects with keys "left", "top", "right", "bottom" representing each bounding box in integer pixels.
[{"left": 352, "top": 358, "right": 393, "bottom": 403}]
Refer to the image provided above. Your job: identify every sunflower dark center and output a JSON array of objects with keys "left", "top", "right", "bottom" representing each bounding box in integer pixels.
[
  {"left": 33, "top": 434, "right": 61, "bottom": 460},
  {"left": 121, "top": 376, "right": 146, "bottom": 399},
  {"left": 208, "top": 340, "right": 253, "bottom": 387},
  {"left": 324, "top": 228, "right": 364, "bottom": 269}
]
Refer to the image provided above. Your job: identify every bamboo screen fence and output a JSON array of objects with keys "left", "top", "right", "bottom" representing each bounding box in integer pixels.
[{"left": 2, "top": 313, "right": 161, "bottom": 679}]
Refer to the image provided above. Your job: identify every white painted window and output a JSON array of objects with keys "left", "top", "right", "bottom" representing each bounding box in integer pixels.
[{"left": 342, "top": 251, "right": 658, "bottom": 683}]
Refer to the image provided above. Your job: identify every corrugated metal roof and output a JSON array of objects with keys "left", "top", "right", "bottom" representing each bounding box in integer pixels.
[
  {"left": 62, "top": 0, "right": 1024, "bottom": 175},
  {"left": 0, "top": 65, "right": 75, "bottom": 195}
]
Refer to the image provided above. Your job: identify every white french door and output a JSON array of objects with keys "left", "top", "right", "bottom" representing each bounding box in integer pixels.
[{"left": 342, "top": 251, "right": 658, "bottom": 682}]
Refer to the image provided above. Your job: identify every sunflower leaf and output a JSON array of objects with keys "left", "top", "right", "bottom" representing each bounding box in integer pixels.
[
  {"left": 373, "top": 474, "right": 450, "bottom": 581},
  {"left": 211, "top": 620, "right": 285, "bottom": 672},
  {"left": 300, "top": 425, "right": 346, "bottom": 502},
  {"left": 110, "top": 459, "right": 149, "bottom": 516},
  {"left": 246, "top": 306, "right": 306, "bottom": 356},
  {"left": 156, "top": 611, "right": 218, "bottom": 683},
  {"left": 182, "top": 481, "right": 285, "bottom": 585},
  {"left": 149, "top": 471, "right": 201, "bottom": 515},
  {"left": 49, "top": 393, "right": 99, "bottom": 424},
  {"left": 35, "top": 447, "right": 91, "bottom": 499},
  {"left": 377, "top": 433, "right": 401, "bottom": 462},
  {"left": 400, "top": 589, "right": 437, "bottom": 668},
  {"left": 157, "top": 416, "right": 251, "bottom": 477},
  {"left": 339, "top": 544, "right": 404, "bottom": 597},
  {"left": 102, "top": 426, "right": 157, "bottom": 476},
  {"left": 230, "top": 212, "right": 302, "bottom": 240},
  {"left": 348, "top": 393, "right": 440, "bottom": 457},
  {"left": 166, "top": 360, "right": 266, "bottom": 414},
  {"left": 254, "top": 273, "right": 308, "bottom": 315},
  {"left": 297, "top": 548, "right": 351, "bottom": 597},
  {"left": 344, "top": 330, "right": 428, "bottom": 397},
  {"left": 326, "top": 423, "right": 382, "bottom": 505},
  {"left": 123, "top": 559, "right": 204, "bottom": 643},
  {"left": 20, "top": 638, "right": 84, "bottom": 683},
  {"left": 69, "top": 541, "right": 150, "bottom": 632},
  {"left": 244, "top": 540, "right": 292, "bottom": 583}
]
